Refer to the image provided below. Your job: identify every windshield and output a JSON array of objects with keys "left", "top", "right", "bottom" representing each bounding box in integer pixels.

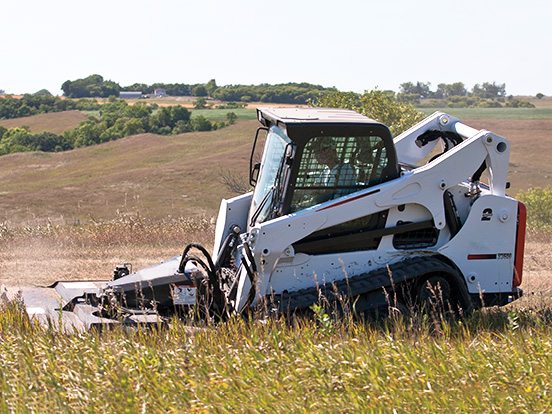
[{"left": 249, "top": 126, "right": 292, "bottom": 226}]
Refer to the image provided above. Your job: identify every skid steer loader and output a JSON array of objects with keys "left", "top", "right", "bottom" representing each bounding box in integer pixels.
[{"left": 4, "top": 109, "right": 526, "bottom": 330}]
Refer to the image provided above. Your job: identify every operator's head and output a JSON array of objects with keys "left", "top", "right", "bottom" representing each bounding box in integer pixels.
[{"left": 311, "top": 138, "right": 339, "bottom": 167}]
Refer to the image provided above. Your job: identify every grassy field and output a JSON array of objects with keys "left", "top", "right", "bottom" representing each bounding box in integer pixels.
[
  {"left": 418, "top": 107, "right": 552, "bottom": 119},
  {"left": 0, "top": 220, "right": 550, "bottom": 412},
  {"left": 2, "top": 301, "right": 552, "bottom": 412},
  {"left": 0, "top": 104, "right": 551, "bottom": 411}
]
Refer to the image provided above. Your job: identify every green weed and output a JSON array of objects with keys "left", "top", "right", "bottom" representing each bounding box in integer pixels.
[{"left": 517, "top": 187, "right": 552, "bottom": 231}]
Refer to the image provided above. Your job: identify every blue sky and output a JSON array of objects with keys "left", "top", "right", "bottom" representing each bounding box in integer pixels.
[{"left": 0, "top": 0, "right": 550, "bottom": 96}]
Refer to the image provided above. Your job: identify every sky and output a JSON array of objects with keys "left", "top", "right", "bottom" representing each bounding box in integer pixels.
[{"left": 0, "top": 0, "right": 550, "bottom": 96}]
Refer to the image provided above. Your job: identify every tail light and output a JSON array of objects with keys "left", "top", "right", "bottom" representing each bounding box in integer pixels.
[{"left": 513, "top": 202, "right": 526, "bottom": 287}]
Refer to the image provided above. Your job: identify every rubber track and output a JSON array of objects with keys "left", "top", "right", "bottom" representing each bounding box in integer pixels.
[{"left": 269, "top": 256, "right": 456, "bottom": 312}]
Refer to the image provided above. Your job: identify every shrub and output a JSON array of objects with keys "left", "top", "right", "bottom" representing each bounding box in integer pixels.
[
  {"left": 505, "top": 99, "right": 535, "bottom": 108},
  {"left": 517, "top": 187, "right": 552, "bottom": 230},
  {"left": 226, "top": 112, "right": 237, "bottom": 125},
  {"left": 191, "top": 115, "right": 212, "bottom": 132}
]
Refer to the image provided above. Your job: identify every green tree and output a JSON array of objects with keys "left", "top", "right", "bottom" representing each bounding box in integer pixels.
[
  {"left": 226, "top": 112, "right": 237, "bottom": 125},
  {"left": 471, "top": 82, "right": 506, "bottom": 100},
  {"left": 193, "top": 97, "right": 209, "bottom": 109},
  {"left": 191, "top": 115, "right": 212, "bottom": 131},
  {"left": 124, "top": 83, "right": 152, "bottom": 94},
  {"left": 172, "top": 120, "right": 193, "bottom": 134},
  {"left": 170, "top": 105, "right": 191, "bottom": 123},
  {"left": 206, "top": 79, "right": 218, "bottom": 97},
  {"left": 399, "top": 82, "right": 432, "bottom": 99},
  {"left": 396, "top": 93, "right": 420, "bottom": 104},
  {"left": 311, "top": 90, "right": 424, "bottom": 136},
  {"left": 517, "top": 187, "right": 552, "bottom": 230},
  {"left": 536, "top": 93, "right": 545, "bottom": 99},
  {"left": 152, "top": 107, "right": 172, "bottom": 128},
  {"left": 33, "top": 132, "right": 71, "bottom": 152},
  {"left": 124, "top": 103, "right": 152, "bottom": 119},
  {"left": 34, "top": 89, "right": 52, "bottom": 96},
  {"left": 0, "top": 127, "right": 34, "bottom": 153},
  {"left": 436, "top": 82, "right": 467, "bottom": 98},
  {"left": 61, "top": 74, "right": 121, "bottom": 98},
  {"left": 505, "top": 99, "right": 535, "bottom": 108},
  {"left": 122, "top": 118, "right": 145, "bottom": 136},
  {"left": 192, "top": 85, "right": 208, "bottom": 97}
]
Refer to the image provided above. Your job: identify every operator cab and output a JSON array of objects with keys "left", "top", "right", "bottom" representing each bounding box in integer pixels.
[{"left": 248, "top": 108, "right": 399, "bottom": 228}]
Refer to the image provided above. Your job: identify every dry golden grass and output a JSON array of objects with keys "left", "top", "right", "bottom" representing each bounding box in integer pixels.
[
  {"left": 513, "top": 232, "right": 552, "bottom": 309},
  {"left": 0, "top": 216, "right": 215, "bottom": 287},
  {"left": 0, "top": 219, "right": 550, "bottom": 413}
]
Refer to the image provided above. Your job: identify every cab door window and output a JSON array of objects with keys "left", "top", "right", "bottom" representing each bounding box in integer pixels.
[{"left": 290, "top": 135, "right": 388, "bottom": 211}]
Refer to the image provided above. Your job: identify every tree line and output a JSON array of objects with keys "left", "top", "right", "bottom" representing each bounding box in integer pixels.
[
  {"left": 209, "top": 82, "right": 336, "bottom": 104},
  {"left": 60, "top": 75, "right": 336, "bottom": 104},
  {"left": 58, "top": 75, "right": 539, "bottom": 108},
  {"left": 0, "top": 98, "right": 236, "bottom": 156},
  {"left": 396, "top": 81, "right": 534, "bottom": 108}
]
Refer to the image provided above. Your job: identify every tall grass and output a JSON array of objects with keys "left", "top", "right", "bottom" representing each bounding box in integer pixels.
[
  {"left": 1, "top": 302, "right": 552, "bottom": 412},
  {"left": 0, "top": 214, "right": 215, "bottom": 287},
  {"left": 0, "top": 212, "right": 214, "bottom": 247}
]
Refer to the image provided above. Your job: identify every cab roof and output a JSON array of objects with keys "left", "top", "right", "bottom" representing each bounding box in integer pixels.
[
  {"left": 257, "top": 107, "right": 382, "bottom": 127},
  {"left": 256, "top": 107, "right": 392, "bottom": 145}
]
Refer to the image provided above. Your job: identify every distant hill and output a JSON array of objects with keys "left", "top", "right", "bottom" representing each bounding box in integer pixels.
[
  {"left": 0, "top": 114, "right": 550, "bottom": 226},
  {"left": 0, "top": 110, "right": 87, "bottom": 134},
  {"left": 0, "top": 120, "right": 257, "bottom": 225}
]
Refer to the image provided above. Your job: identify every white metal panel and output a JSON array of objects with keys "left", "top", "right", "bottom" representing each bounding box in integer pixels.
[
  {"left": 212, "top": 192, "right": 252, "bottom": 262},
  {"left": 438, "top": 195, "right": 518, "bottom": 293}
]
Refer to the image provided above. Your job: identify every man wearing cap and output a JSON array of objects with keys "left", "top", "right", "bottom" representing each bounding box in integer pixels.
[{"left": 313, "top": 139, "right": 357, "bottom": 188}]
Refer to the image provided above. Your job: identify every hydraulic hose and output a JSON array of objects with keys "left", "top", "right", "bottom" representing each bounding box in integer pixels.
[{"left": 178, "top": 243, "right": 227, "bottom": 318}]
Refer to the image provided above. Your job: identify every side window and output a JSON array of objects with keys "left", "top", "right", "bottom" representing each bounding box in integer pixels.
[{"left": 290, "top": 136, "right": 388, "bottom": 211}]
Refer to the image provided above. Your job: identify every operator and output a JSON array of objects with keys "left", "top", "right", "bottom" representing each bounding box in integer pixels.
[
  {"left": 292, "top": 138, "right": 358, "bottom": 211},
  {"left": 312, "top": 139, "right": 357, "bottom": 188}
]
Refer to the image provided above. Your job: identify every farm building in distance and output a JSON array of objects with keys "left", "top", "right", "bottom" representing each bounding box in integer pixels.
[
  {"left": 120, "top": 91, "right": 142, "bottom": 99},
  {"left": 154, "top": 88, "right": 167, "bottom": 97}
]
